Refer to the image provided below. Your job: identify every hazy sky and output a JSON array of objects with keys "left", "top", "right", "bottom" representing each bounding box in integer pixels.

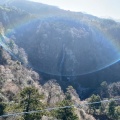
[{"left": 30, "top": 0, "right": 120, "bottom": 19}]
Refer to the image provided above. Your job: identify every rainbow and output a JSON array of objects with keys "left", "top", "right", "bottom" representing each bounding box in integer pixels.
[{"left": 1, "top": 14, "right": 120, "bottom": 76}]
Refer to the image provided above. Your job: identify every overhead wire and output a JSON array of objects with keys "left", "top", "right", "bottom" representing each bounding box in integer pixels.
[{"left": 0, "top": 97, "right": 120, "bottom": 118}]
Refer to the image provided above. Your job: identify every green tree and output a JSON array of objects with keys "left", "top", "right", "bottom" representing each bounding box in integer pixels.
[
  {"left": 53, "top": 90, "right": 78, "bottom": 120},
  {"left": 18, "top": 87, "right": 44, "bottom": 120},
  {"left": 100, "top": 81, "right": 109, "bottom": 98},
  {"left": 108, "top": 101, "right": 116, "bottom": 119},
  {"left": 54, "top": 100, "right": 78, "bottom": 120},
  {"left": 115, "top": 106, "right": 120, "bottom": 120},
  {"left": 0, "top": 102, "right": 5, "bottom": 115},
  {"left": 99, "top": 103, "right": 106, "bottom": 115},
  {"left": 88, "top": 94, "right": 101, "bottom": 114}
]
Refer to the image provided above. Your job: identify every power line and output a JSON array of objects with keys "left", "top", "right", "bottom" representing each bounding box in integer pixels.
[{"left": 0, "top": 97, "right": 120, "bottom": 118}]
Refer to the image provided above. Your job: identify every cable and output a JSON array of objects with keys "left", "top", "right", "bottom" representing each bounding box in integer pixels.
[
  {"left": 0, "top": 105, "right": 75, "bottom": 118},
  {"left": 75, "top": 98, "right": 120, "bottom": 108},
  {"left": 0, "top": 98, "right": 120, "bottom": 118}
]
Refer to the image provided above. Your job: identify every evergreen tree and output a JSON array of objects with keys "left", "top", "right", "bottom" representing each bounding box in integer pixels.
[
  {"left": 100, "top": 81, "right": 109, "bottom": 98},
  {"left": 53, "top": 89, "right": 78, "bottom": 120},
  {"left": 88, "top": 94, "right": 101, "bottom": 114},
  {"left": 18, "top": 87, "right": 44, "bottom": 120},
  {"left": 108, "top": 101, "right": 116, "bottom": 119},
  {"left": 0, "top": 102, "right": 5, "bottom": 115},
  {"left": 54, "top": 100, "right": 78, "bottom": 120},
  {"left": 115, "top": 106, "right": 120, "bottom": 120}
]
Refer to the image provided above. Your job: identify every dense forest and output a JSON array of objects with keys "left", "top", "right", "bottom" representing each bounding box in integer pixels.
[{"left": 0, "top": 0, "right": 120, "bottom": 120}]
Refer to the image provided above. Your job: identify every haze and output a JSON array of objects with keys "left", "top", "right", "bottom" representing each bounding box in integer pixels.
[{"left": 30, "top": 0, "right": 120, "bottom": 20}]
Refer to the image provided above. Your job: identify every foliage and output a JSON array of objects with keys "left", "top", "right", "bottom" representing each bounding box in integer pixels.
[
  {"left": 0, "top": 102, "right": 6, "bottom": 115},
  {"left": 107, "top": 101, "right": 116, "bottom": 119},
  {"left": 99, "top": 103, "right": 106, "bottom": 115},
  {"left": 115, "top": 106, "right": 120, "bottom": 120},
  {"left": 88, "top": 94, "right": 101, "bottom": 114},
  {"left": 99, "top": 81, "right": 120, "bottom": 98},
  {"left": 53, "top": 99, "right": 78, "bottom": 120},
  {"left": 108, "top": 82, "right": 120, "bottom": 97},
  {"left": 17, "top": 48, "right": 28, "bottom": 65},
  {"left": 0, "top": 46, "right": 8, "bottom": 64},
  {"left": 52, "top": 90, "right": 78, "bottom": 120},
  {"left": 18, "top": 87, "right": 44, "bottom": 120},
  {"left": 100, "top": 81, "right": 109, "bottom": 98}
]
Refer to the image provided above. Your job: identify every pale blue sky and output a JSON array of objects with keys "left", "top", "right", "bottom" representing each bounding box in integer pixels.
[{"left": 30, "top": 0, "right": 120, "bottom": 19}]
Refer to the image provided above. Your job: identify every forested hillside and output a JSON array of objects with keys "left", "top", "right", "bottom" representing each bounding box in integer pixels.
[{"left": 0, "top": 0, "right": 120, "bottom": 120}]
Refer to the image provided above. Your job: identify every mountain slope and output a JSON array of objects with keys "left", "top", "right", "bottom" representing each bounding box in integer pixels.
[
  {"left": 1, "top": 0, "right": 120, "bottom": 76},
  {"left": 0, "top": 0, "right": 120, "bottom": 91},
  {"left": 0, "top": 2, "right": 120, "bottom": 120}
]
